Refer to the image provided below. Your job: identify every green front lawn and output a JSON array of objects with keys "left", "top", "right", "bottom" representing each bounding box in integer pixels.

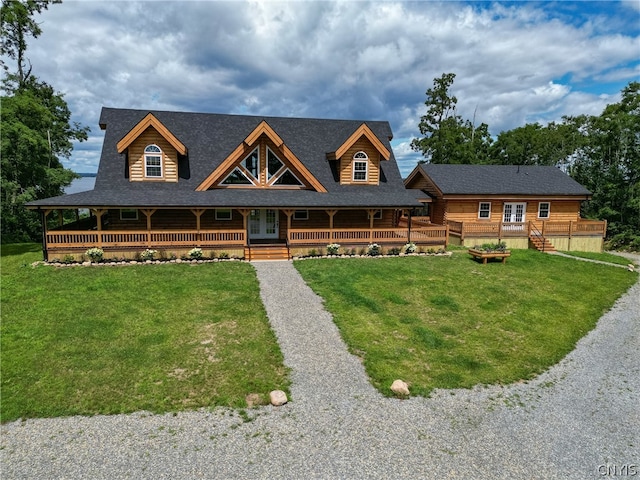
[
  {"left": 295, "top": 250, "right": 637, "bottom": 396},
  {"left": 1, "top": 244, "right": 289, "bottom": 423},
  {"left": 559, "top": 250, "right": 634, "bottom": 266}
]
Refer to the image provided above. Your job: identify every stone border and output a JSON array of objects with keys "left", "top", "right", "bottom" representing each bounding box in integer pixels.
[
  {"left": 31, "top": 257, "right": 244, "bottom": 268},
  {"left": 293, "top": 251, "right": 453, "bottom": 260},
  {"left": 32, "top": 251, "right": 454, "bottom": 268}
]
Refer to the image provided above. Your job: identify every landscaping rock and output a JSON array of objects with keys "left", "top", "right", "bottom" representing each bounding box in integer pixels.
[
  {"left": 390, "top": 379, "right": 410, "bottom": 396},
  {"left": 269, "top": 390, "right": 288, "bottom": 406}
]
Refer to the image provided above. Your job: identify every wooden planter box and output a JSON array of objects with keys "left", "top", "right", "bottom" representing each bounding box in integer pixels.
[{"left": 468, "top": 248, "right": 511, "bottom": 264}]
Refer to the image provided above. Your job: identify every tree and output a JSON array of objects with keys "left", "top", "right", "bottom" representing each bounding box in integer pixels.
[
  {"left": 1, "top": 0, "right": 88, "bottom": 242},
  {"left": 490, "top": 121, "right": 583, "bottom": 168},
  {"left": 411, "top": 73, "right": 492, "bottom": 164},
  {"left": 1, "top": 0, "right": 60, "bottom": 86},
  {"left": 569, "top": 82, "right": 640, "bottom": 249}
]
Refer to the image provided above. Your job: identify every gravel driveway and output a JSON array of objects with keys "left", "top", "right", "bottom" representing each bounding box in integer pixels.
[{"left": 2, "top": 259, "right": 638, "bottom": 479}]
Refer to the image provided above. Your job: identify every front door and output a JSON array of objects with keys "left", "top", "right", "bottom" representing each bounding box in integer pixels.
[
  {"left": 503, "top": 202, "right": 526, "bottom": 231},
  {"left": 249, "top": 209, "right": 279, "bottom": 240}
]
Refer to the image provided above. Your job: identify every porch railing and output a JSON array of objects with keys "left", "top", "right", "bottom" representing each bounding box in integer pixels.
[
  {"left": 288, "top": 226, "right": 448, "bottom": 246},
  {"left": 46, "top": 229, "right": 246, "bottom": 250},
  {"left": 447, "top": 220, "right": 607, "bottom": 240}
]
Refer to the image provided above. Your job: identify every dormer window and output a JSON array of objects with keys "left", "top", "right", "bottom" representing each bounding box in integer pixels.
[
  {"left": 144, "top": 144, "right": 163, "bottom": 178},
  {"left": 353, "top": 151, "right": 368, "bottom": 182}
]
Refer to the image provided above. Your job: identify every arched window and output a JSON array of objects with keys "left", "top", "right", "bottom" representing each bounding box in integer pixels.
[
  {"left": 144, "top": 144, "right": 162, "bottom": 178},
  {"left": 352, "top": 151, "right": 368, "bottom": 181}
]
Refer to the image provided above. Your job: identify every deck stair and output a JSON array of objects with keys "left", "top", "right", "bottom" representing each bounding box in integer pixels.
[
  {"left": 245, "top": 244, "right": 291, "bottom": 261},
  {"left": 529, "top": 235, "right": 556, "bottom": 253}
]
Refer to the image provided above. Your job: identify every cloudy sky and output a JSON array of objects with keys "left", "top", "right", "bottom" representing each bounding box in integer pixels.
[{"left": 12, "top": 0, "right": 640, "bottom": 176}]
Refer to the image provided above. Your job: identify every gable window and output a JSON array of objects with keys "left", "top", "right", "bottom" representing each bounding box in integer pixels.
[
  {"left": 352, "top": 151, "right": 368, "bottom": 181},
  {"left": 215, "top": 209, "right": 232, "bottom": 220},
  {"left": 538, "top": 202, "right": 550, "bottom": 219},
  {"left": 241, "top": 148, "right": 259, "bottom": 182},
  {"left": 144, "top": 144, "right": 163, "bottom": 178},
  {"left": 293, "top": 210, "right": 309, "bottom": 220},
  {"left": 478, "top": 202, "right": 491, "bottom": 219},
  {"left": 120, "top": 208, "right": 138, "bottom": 220}
]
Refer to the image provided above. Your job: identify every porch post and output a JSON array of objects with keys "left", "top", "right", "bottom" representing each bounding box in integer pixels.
[
  {"left": 326, "top": 210, "right": 337, "bottom": 242},
  {"left": 58, "top": 209, "right": 64, "bottom": 227},
  {"left": 140, "top": 209, "right": 157, "bottom": 248},
  {"left": 90, "top": 209, "right": 106, "bottom": 248},
  {"left": 368, "top": 209, "right": 376, "bottom": 243},
  {"left": 238, "top": 209, "right": 251, "bottom": 246},
  {"left": 282, "top": 210, "right": 294, "bottom": 245},
  {"left": 407, "top": 209, "right": 412, "bottom": 244},
  {"left": 190, "top": 209, "right": 205, "bottom": 247},
  {"left": 40, "top": 209, "right": 50, "bottom": 261}
]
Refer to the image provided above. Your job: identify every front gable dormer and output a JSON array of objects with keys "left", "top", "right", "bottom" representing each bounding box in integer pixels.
[
  {"left": 117, "top": 113, "right": 187, "bottom": 183},
  {"left": 327, "top": 123, "right": 391, "bottom": 186},
  {"left": 197, "top": 120, "right": 326, "bottom": 192}
]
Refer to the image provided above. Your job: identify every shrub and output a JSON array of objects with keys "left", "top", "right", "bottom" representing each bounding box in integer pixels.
[
  {"left": 327, "top": 243, "right": 340, "bottom": 255},
  {"left": 63, "top": 254, "right": 75, "bottom": 264},
  {"left": 219, "top": 252, "right": 229, "bottom": 259},
  {"left": 367, "top": 243, "right": 381, "bottom": 256},
  {"left": 188, "top": 247, "right": 203, "bottom": 259},
  {"left": 85, "top": 247, "right": 104, "bottom": 262},
  {"left": 388, "top": 247, "right": 401, "bottom": 256},
  {"left": 140, "top": 249, "right": 158, "bottom": 261},
  {"left": 404, "top": 242, "right": 417, "bottom": 254},
  {"left": 308, "top": 249, "right": 318, "bottom": 257}
]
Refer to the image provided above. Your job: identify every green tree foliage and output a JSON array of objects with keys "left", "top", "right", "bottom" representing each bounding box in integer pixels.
[
  {"left": 411, "top": 73, "right": 492, "bottom": 164},
  {"left": 490, "top": 121, "right": 583, "bottom": 169},
  {"left": 568, "top": 82, "right": 640, "bottom": 249},
  {"left": 1, "top": 0, "right": 88, "bottom": 242}
]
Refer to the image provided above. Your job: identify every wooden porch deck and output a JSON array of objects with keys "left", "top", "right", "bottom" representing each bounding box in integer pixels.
[
  {"left": 44, "top": 225, "right": 449, "bottom": 253},
  {"left": 447, "top": 220, "right": 607, "bottom": 240}
]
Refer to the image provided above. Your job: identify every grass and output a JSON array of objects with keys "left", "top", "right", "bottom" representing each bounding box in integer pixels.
[
  {"left": 559, "top": 250, "right": 634, "bottom": 266},
  {"left": 1, "top": 244, "right": 289, "bottom": 423},
  {"left": 294, "top": 250, "right": 637, "bottom": 397}
]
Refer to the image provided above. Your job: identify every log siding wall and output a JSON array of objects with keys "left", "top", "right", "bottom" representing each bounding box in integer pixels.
[
  {"left": 128, "top": 127, "right": 179, "bottom": 182},
  {"left": 338, "top": 137, "right": 381, "bottom": 185},
  {"left": 108, "top": 208, "right": 395, "bottom": 233},
  {"left": 444, "top": 199, "right": 583, "bottom": 225}
]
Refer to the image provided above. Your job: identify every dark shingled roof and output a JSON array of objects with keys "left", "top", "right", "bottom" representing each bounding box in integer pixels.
[
  {"left": 28, "top": 107, "right": 422, "bottom": 209},
  {"left": 418, "top": 164, "right": 591, "bottom": 197}
]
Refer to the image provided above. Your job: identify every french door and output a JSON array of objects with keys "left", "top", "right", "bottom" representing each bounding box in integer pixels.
[
  {"left": 503, "top": 203, "right": 526, "bottom": 231},
  {"left": 249, "top": 209, "right": 279, "bottom": 240}
]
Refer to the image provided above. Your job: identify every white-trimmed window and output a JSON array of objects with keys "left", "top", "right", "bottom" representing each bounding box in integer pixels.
[
  {"left": 538, "top": 202, "right": 550, "bottom": 219},
  {"left": 293, "top": 210, "right": 309, "bottom": 220},
  {"left": 478, "top": 202, "right": 491, "bottom": 219},
  {"left": 144, "top": 144, "right": 163, "bottom": 178},
  {"left": 120, "top": 209, "right": 138, "bottom": 220},
  {"left": 215, "top": 208, "right": 232, "bottom": 220},
  {"left": 352, "top": 151, "right": 368, "bottom": 181}
]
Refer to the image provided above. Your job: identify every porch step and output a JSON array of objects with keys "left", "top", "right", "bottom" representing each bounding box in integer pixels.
[
  {"left": 529, "top": 236, "right": 557, "bottom": 253},
  {"left": 245, "top": 245, "right": 290, "bottom": 261}
]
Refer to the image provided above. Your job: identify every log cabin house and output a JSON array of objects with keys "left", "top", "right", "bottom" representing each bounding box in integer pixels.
[
  {"left": 404, "top": 164, "right": 607, "bottom": 252},
  {"left": 27, "top": 108, "right": 447, "bottom": 261}
]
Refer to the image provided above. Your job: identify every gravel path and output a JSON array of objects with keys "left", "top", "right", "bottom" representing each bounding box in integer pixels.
[{"left": 2, "top": 259, "right": 638, "bottom": 479}]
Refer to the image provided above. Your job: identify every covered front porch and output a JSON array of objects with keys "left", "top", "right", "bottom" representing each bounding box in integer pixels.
[{"left": 36, "top": 207, "right": 449, "bottom": 261}]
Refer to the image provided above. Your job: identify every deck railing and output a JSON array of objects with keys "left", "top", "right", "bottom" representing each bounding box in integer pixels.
[
  {"left": 288, "top": 226, "right": 448, "bottom": 246},
  {"left": 46, "top": 229, "right": 246, "bottom": 250},
  {"left": 447, "top": 220, "right": 607, "bottom": 240}
]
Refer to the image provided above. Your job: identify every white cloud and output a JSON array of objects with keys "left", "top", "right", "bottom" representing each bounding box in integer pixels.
[{"left": 11, "top": 1, "right": 638, "bottom": 172}]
